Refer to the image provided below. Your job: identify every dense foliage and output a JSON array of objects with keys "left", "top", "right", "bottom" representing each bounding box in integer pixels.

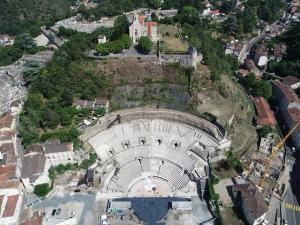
[
  {"left": 257, "top": 126, "right": 272, "bottom": 138},
  {"left": 182, "top": 22, "right": 238, "bottom": 80},
  {"left": 268, "top": 23, "right": 300, "bottom": 78},
  {"left": 0, "top": 33, "right": 40, "bottom": 66},
  {"left": 0, "top": 0, "right": 75, "bottom": 36},
  {"left": 240, "top": 73, "right": 272, "bottom": 99},
  {"left": 48, "top": 163, "right": 78, "bottom": 180},
  {"left": 19, "top": 28, "right": 110, "bottom": 147}
]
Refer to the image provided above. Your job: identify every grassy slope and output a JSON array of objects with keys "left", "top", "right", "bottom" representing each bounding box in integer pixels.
[{"left": 191, "top": 64, "right": 257, "bottom": 154}]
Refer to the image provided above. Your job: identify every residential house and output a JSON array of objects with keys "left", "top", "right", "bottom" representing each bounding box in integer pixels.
[
  {"left": 20, "top": 211, "right": 43, "bottom": 225},
  {"left": 245, "top": 59, "right": 261, "bottom": 77},
  {"left": 0, "top": 182, "right": 23, "bottom": 225},
  {"left": 283, "top": 76, "right": 300, "bottom": 90},
  {"left": 0, "top": 131, "right": 20, "bottom": 183},
  {"left": 129, "top": 14, "right": 158, "bottom": 44},
  {"left": 253, "top": 97, "right": 276, "bottom": 126},
  {"left": 44, "top": 140, "right": 74, "bottom": 167},
  {"left": 98, "top": 35, "right": 107, "bottom": 44},
  {"left": 272, "top": 44, "right": 286, "bottom": 61},
  {"left": 272, "top": 80, "right": 300, "bottom": 150},
  {"left": 236, "top": 69, "right": 249, "bottom": 78},
  {"left": 209, "top": 10, "right": 220, "bottom": 18},
  {"left": 254, "top": 44, "right": 268, "bottom": 68},
  {"left": 95, "top": 97, "right": 109, "bottom": 111},
  {"left": 74, "top": 97, "right": 109, "bottom": 111},
  {"left": 225, "top": 40, "right": 243, "bottom": 58},
  {"left": 232, "top": 183, "right": 268, "bottom": 225},
  {"left": 10, "top": 100, "right": 23, "bottom": 115},
  {"left": 0, "top": 35, "right": 14, "bottom": 46},
  {"left": 21, "top": 151, "right": 50, "bottom": 193},
  {"left": 0, "top": 114, "right": 16, "bottom": 132}
]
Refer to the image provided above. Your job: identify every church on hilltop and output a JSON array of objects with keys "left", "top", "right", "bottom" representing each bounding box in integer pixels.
[{"left": 129, "top": 14, "right": 158, "bottom": 44}]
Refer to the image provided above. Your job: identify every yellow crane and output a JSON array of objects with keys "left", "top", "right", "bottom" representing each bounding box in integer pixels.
[{"left": 258, "top": 121, "right": 300, "bottom": 188}]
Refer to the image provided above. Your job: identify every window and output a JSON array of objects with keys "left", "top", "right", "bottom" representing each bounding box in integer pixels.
[
  {"left": 139, "top": 137, "right": 146, "bottom": 145},
  {"left": 157, "top": 138, "right": 162, "bottom": 145},
  {"left": 122, "top": 141, "right": 130, "bottom": 149}
]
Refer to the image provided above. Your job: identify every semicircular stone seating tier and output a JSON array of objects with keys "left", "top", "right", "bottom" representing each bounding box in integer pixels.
[{"left": 88, "top": 119, "right": 220, "bottom": 192}]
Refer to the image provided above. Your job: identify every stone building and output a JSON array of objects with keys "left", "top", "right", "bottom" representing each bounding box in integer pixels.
[
  {"left": 232, "top": 183, "right": 268, "bottom": 225},
  {"left": 129, "top": 14, "right": 158, "bottom": 44},
  {"left": 44, "top": 140, "right": 74, "bottom": 167},
  {"left": 272, "top": 80, "right": 300, "bottom": 150}
]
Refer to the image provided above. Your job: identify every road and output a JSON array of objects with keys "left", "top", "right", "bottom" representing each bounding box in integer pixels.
[
  {"left": 282, "top": 147, "right": 300, "bottom": 225},
  {"left": 41, "top": 26, "right": 64, "bottom": 47},
  {"left": 264, "top": 147, "right": 300, "bottom": 225},
  {"left": 238, "top": 22, "right": 279, "bottom": 64}
]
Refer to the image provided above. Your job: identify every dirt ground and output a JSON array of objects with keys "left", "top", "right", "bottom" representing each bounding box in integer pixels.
[
  {"left": 86, "top": 58, "right": 189, "bottom": 86},
  {"left": 220, "top": 207, "right": 244, "bottom": 225}
]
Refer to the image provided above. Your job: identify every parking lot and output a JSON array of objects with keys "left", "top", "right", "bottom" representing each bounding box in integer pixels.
[{"left": 32, "top": 189, "right": 97, "bottom": 225}]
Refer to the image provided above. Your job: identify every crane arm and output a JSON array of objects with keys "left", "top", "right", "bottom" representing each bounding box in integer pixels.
[{"left": 258, "top": 121, "right": 300, "bottom": 188}]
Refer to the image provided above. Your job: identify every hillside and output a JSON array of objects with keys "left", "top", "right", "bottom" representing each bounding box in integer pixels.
[
  {"left": 190, "top": 64, "right": 257, "bottom": 153},
  {"left": 0, "top": 0, "right": 74, "bottom": 36}
]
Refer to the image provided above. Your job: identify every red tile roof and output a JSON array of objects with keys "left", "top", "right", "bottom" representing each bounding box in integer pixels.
[
  {"left": 253, "top": 97, "right": 276, "bottom": 126},
  {"left": 0, "top": 180, "right": 19, "bottom": 189},
  {"left": 20, "top": 211, "right": 43, "bottom": 225},
  {"left": 273, "top": 80, "right": 300, "bottom": 103},
  {"left": 0, "top": 143, "right": 17, "bottom": 165},
  {"left": 25, "top": 144, "right": 43, "bottom": 155},
  {"left": 283, "top": 76, "right": 300, "bottom": 86},
  {"left": 0, "top": 114, "right": 13, "bottom": 129},
  {"left": 0, "top": 164, "right": 17, "bottom": 181},
  {"left": 2, "top": 194, "right": 19, "bottom": 217}
]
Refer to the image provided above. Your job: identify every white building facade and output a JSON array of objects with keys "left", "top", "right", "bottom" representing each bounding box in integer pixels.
[
  {"left": 129, "top": 14, "right": 158, "bottom": 44},
  {"left": 44, "top": 141, "right": 74, "bottom": 167}
]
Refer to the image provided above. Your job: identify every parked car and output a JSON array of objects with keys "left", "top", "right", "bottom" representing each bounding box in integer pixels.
[
  {"left": 56, "top": 209, "right": 61, "bottom": 215},
  {"left": 51, "top": 209, "right": 56, "bottom": 216},
  {"left": 262, "top": 220, "right": 268, "bottom": 225}
]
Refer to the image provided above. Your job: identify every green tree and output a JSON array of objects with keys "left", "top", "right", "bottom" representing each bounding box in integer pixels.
[
  {"left": 96, "top": 43, "right": 110, "bottom": 55},
  {"left": 149, "top": 0, "right": 161, "bottom": 9},
  {"left": 138, "top": 36, "right": 152, "bottom": 54},
  {"left": 178, "top": 6, "right": 199, "bottom": 25},
  {"left": 111, "top": 15, "right": 129, "bottom": 40},
  {"left": 224, "top": 16, "right": 238, "bottom": 34},
  {"left": 253, "top": 80, "right": 272, "bottom": 99},
  {"left": 240, "top": 73, "right": 256, "bottom": 89},
  {"left": 241, "top": 7, "right": 257, "bottom": 33},
  {"left": 95, "top": 107, "right": 106, "bottom": 116},
  {"left": 34, "top": 183, "right": 51, "bottom": 197},
  {"left": 257, "top": 125, "right": 272, "bottom": 138},
  {"left": 120, "top": 34, "right": 132, "bottom": 49},
  {"left": 14, "top": 33, "right": 36, "bottom": 52},
  {"left": 110, "top": 39, "right": 125, "bottom": 53}
]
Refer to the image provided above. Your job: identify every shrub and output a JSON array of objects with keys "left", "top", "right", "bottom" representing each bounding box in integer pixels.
[
  {"left": 34, "top": 183, "right": 52, "bottom": 197},
  {"left": 120, "top": 34, "right": 131, "bottom": 49},
  {"left": 257, "top": 125, "right": 272, "bottom": 138},
  {"left": 138, "top": 36, "right": 152, "bottom": 54}
]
